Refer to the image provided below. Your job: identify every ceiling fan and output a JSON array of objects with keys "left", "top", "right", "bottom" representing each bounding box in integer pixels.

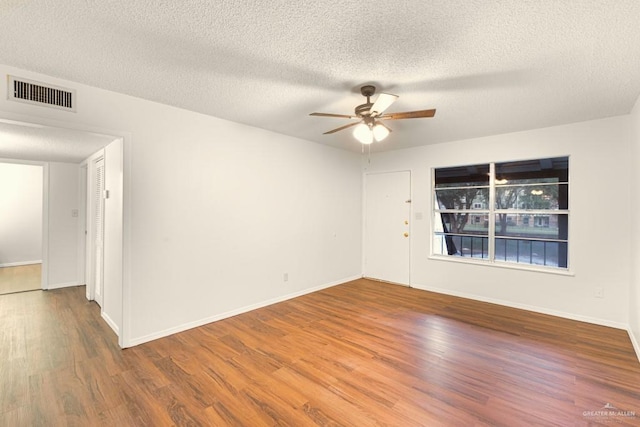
[{"left": 310, "top": 85, "right": 436, "bottom": 144}]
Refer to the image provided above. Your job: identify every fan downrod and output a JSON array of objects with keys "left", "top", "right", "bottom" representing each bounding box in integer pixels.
[{"left": 355, "top": 85, "right": 376, "bottom": 117}]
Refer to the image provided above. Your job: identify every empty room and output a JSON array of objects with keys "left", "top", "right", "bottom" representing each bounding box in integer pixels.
[{"left": 1, "top": 1, "right": 640, "bottom": 425}]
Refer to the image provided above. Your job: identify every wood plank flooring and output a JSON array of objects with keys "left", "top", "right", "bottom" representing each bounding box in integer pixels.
[
  {"left": 0, "top": 264, "right": 41, "bottom": 295},
  {"left": 1, "top": 278, "right": 639, "bottom": 426}
]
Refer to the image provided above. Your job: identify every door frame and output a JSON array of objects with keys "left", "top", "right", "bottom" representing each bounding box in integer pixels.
[
  {"left": 78, "top": 164, "right": 87, "bottom": 295},
  {"left": 362, "top": 169, "right": 412, "bottom": 286},
  {"left": 0, "top": 111, "right": 131, "bottom": 348}
]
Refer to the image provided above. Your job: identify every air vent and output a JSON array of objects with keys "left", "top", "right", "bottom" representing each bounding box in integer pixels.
[{"left": 7, "top": 75, "right": 76, "bottom": 112}]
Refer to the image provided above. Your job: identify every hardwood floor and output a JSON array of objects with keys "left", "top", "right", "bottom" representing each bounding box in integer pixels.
[
  {"left": 0, "top": 264, "right": 41, "bottom": 295},
  {"left": 1, "top": 279, "right": 639, "bottom": 426}
]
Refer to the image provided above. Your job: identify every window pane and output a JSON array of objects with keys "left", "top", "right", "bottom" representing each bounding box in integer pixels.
[
  {"left": 495, "top": 184, "right": 568, "bottom": 210},
  {"left": 495, "top": 177, "right": 562, "bottom": 185},
  {"left": 495, "top": 157, "right": 568, "bottom": 184},
  {"left": 494, "top": 214, "right": 568, "bottom": 240},
  {"left": 436, "top": 188, "right": 490, "bottom": 210},
  {"left": 433, "top": 233, "right": 489, "bottom": 259},
  {"left": 495, "top": 238, "right": 567, "bottom": 267},
  {"left": 435, "top": 164, "right": 489, "bottom": 188},
  {"left": 435, "top": 212, "right": 489, "bottom": 236}
]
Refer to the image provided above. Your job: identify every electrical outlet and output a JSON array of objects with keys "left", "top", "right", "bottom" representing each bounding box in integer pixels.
[
  {"left": 283, "top": 273, "right": 288, "bottom": 282},
  {"left": 594, "top": 287, "right": 604, "bottom": 298}
]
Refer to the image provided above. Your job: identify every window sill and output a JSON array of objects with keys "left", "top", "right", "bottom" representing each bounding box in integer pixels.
[{"left": 428, "top": 255, "right": 575, "bottom": 276}]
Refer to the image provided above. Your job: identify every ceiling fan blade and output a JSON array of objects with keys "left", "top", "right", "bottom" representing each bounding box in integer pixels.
[
  {"left": 379, "top": 109, "right": 436, "bottom": 120},
  {"left": 310, "top": 112, "right": 356, "bottom": 119},
  {"left": 370, "top": 93, "right": 398, "bottom": 117},
  {"left": 323, "top": 121, "right": 361, "bottom": 134}
]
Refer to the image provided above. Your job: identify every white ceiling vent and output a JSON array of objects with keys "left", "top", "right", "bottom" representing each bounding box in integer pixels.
[{"left": 7, "top": 75, "right": 76, "bottom": 112}]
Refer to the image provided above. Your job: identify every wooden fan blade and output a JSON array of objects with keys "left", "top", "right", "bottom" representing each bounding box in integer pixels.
[
  {"left": 310, "top": 112, "right": 356, "bottom": 119},
  {"left": 380, "top": 109, "right": 436, "bottom": 120},
  {"left": 323, "top": 121, "right": 361, "bottom": 134},
  {"left": 370, "top": 93, "right": 398, "bottom": 117}
]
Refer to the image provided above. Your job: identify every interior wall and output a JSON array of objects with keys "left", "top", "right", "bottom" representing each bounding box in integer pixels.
[
  {"left": 47, "top": 162, "right": 81, "bottom": 289},
  {"left": 364, "top": 115, "right": 632, "bottom": 328},
  {"left": 125, "top": 117, "right": 362, "bottom": 345},
  {"left": 0, "top": 63, "right": 363, "bottom": 346},
  {"left": 629, "top": 95, "right": 640, "bottom": 356},
  {"left": 0, "top": 162, "right": 43, "bottom": 266}
]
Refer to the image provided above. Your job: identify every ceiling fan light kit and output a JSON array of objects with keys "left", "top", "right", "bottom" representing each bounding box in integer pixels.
[
  {"left": 353, "top": 120, "right": 390, "bottom": 144},
  {"left": 310, "top": 85, "right": 436, "bottom": 145},
  {"left": 353, "top": 122, "right": 374, "bottom": 144},
  {"left": 372, "top": 123, "right": 389, "bottom": 141}
]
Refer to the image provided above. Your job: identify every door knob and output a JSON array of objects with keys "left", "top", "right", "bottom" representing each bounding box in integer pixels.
[{"left": 404, "top": 232, "right": 409, "bottom": 237}]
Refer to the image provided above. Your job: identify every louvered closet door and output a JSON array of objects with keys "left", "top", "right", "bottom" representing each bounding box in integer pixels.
[{"left": 93, "top": 158, "right": 105, "bottom": 306}]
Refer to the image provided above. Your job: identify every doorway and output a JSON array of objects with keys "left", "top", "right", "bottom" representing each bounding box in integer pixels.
[
  {"left": 0, "top": 162, "right": 44, "bottom": 295},
  {"left": 0, "top": 117, "right": 126, "bottom": 346},
  {"left": 363, "top": 171, "right": 411, "bottom": 285}
]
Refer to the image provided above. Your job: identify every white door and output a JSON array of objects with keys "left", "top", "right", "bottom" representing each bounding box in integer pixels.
[
  {"left": 92, "top": 157, "right": 105, "bottom": 307},
  {"left": 364, "top": 171, "right": 411, "bottom": 285}
]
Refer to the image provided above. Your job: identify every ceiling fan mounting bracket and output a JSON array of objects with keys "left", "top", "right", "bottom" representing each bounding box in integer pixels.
[{"left": 360, "top": 85, "right": 376, "bottom": 98}]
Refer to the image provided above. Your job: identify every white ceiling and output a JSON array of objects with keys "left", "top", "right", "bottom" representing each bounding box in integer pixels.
[
  {"left": 1, "top": 1, "right": 640, "bottom": 153},
  {"left": 0, "top": 120, "right": 116, "bottom": 163}
]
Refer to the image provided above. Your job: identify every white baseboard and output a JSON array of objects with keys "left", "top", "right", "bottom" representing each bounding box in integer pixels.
[
  {"left": 102, "top": 311, "right": 120, "bottom": 336},
  {"left": 411, "top": 283, "right": 629, "bottom": 331},
  {"left": 628, "top": 327, "right": 640, "bottom": 364},
  {"left": 0, "top": 260, "right": 42, "bottom": 268},
  {"left": 47, "top": 281, "right": 78, "bottom": 290},
  {"left": 126, "top": 275, "right": 361, "bottom": 348}
]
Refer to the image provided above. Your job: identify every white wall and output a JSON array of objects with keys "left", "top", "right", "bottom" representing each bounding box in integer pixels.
[
  {"left": 630, "top": 96, "right": 640, "bottom": 356},
  {"left": 0, "top": 64, "right": 363, "bottom": 346},
  {"left": 47, "top": 162, "right": 81, "bottom": 288},
  {"left": 128, "top": 119, "right": 362, "bottom": 344},
  {"left": 364, "top": 115, "right": 632, "bottom": 328},
  {"left": 0, "top": 162, "right": 43, "bottom": 266}
]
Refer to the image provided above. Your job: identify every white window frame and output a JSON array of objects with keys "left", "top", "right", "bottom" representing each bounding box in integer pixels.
[{"left": 430, "top": 157, "right": 571, "bottom": 274}]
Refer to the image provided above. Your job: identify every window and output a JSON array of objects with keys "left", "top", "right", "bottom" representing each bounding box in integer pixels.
[{"left": 433, "top": 157, "right": 569, "bottom": 270}]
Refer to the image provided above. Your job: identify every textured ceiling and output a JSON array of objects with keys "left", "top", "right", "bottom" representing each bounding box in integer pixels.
[{"left": 1, "top": 1, "right": 640, "bottom": 153}]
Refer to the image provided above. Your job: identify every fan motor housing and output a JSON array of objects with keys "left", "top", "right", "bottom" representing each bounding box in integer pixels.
[{"left": 355, "top": 103, "right": 373, "bottom": 117}]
